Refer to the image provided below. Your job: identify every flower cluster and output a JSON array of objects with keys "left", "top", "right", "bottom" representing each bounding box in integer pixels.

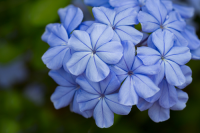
[{"left": 42, "top": 0, "right": 200, "bottom": 128}]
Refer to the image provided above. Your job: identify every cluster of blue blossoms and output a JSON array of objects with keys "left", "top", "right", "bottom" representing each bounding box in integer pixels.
[{"left": 41, "top": 0, "right": 200, "bottom": 128}]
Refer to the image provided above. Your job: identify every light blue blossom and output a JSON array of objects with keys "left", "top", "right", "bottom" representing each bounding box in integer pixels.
[
  {"left": 137, "top": 30, "right": 191, "bottom": 86},
  {"left": 138, "top": 0, "right": 188, "bottom": 46},
  {"left": 92, "top": 6, "right": 143, "bottom": 44},
  {"left": 110, "top": 41, "right": 160, "bottom": 106},
  {"left": 49, "top": 68, "right": 92, "bottom": 118},
  {"left": 77, "top": 71, "right": 132, "bottom": 128},
  {"left": 41, "top": 5, "right": 83, "bottom": 71},
  {"left": 67, "top": 24, "right": 123, "bottom": 82},
  {"left": 173, "top": 4, "right": 194, "bottom": 19}
]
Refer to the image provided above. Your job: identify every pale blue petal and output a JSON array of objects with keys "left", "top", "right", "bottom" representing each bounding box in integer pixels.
[
  {"left": 137, "top": 98, "right": 153, "bottom": 111},
  {"left": 119, "top": 76, "right": 139, "bottom": 106},
  {"left": 109, "top": 65, "right": 128, "bottom": 82},
  {"left": 145, "top": 90, "right": 162, "bottom": 103},
  {"left": 152, "top": 30, "right": 174, "bottom": 55},
  {"left": 100, "top": 71, "right": 120, "bottom": 95},
  {"left": 177, "top": 65, "right": 192, "bottom": 89},
  {"left": 90, "top": 24, "right": 114, "bottom": 49},
  {"left": 191, "top": 46, "right": 200, "bottom": 60},
  {"left": 173, "top": 4, "right": 194, "bottom": 19},
  {"left": 165, "top": 46, "right": 191, "bottom": 65},
  {"left": 133, "top": 74, "right": 160, "bottom": 99},
  {"left": 58, "top": 5, "right": 83, "bottom": 34},
  {"left": 86, "top": 55, "right": 110, "bottom": 82},
  {"left": 96, "top": 41, "right": 123, "bottom": 64},
  {"left": 138, "top": 11, "right": 160, "bottom": 33},
  {"left": 167, "top": 28, "right": 188, "bottom": 47},
  {"left": 182, "top": 25, "right": 200, "bottom": 50},
  {"left": 162, "top": 0, "right": 173, "bottom": 12},
  {"left": 115, "top": 26, "right": 143, "bottom": 44},
  {"left": 159, "top": 79, "right": 178, "bottom": 108},
  {"left": 69, "top": 30, "right": 92, "bottom": 52},
  {"left": 109, "top": 0, "right": 138, "bottom": 7},
  {"left": 51, "top": 86, "right": 76, "bottom": 109},
  {"left": 41, "top": 24, "right": 68, "bottom": 47},
  {"left": 67, "top": 52, "right": 91, "bottom": 76},
  {"left": 76, "top": 75, "right": 101, "bottom": 94},
  {"left": 62, "top": 49, "right": 73, "bottom": 73},
  {"left": 114, "top": 8, "right": 138, "bottom": 27},
  {"left": 49, "top": 68, "right": 77, "bottom": 86},
  {"left": 105, "top": 93, "right": 132, "bottom": 115},
  {"left": 42, "top": 46, "right": 69, "bottom": 70},
  {"left": 152, "top": 61, "right": 165, "bottom": 85},
  {"left": 137, "top": 46, "right": 161, "bottom": 65},
  {"left": 148, "top": 102, "right": 170, "bottom": 123},
  {"left": 165, "top": 60, "right": 186, "bottom": 86},
  {"left": 171, "top": 89, "right": 188, "bottom": 111},
  {"left": 145, "top": 0, "right": 168, "bottom": 24},
  {"left": 77, "top": 89, "right": 99, "bottom": 112},
  {"left": 77, "top": 21, "right": 94, "bottom": 31},
  {"left": 70, "top": 90, "right": 93, "bottom": 118},
  {"left": 92, "top": 7, "right": 115, "bottom": 25},
  {"left": 93, "top": 99, "right": 114, "bottom": 128}
]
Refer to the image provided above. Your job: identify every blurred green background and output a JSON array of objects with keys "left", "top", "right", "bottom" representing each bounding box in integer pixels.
[{"left": 0, "top": 0, "right": 200, "bottom": 133}]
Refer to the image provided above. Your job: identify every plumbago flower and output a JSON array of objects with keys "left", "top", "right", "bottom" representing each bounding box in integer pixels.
[
  {"left": 110, "top": 41, "right": 160, "bottom": 106},
  {"left": 137, "top": 30, "right": 191, "bottom": 86},
  {"left": 137, "top": 65, "right": 192, "bottom": 122},
  {"left": 41, "top": 5, "right": 83, "bottom": 71},
  {"left": 49, "top": 68, "right": 92, "bottom": 118},
  {"left": 67, "top": 24, "right": 123, "bottom": 82},
  {"left": 76, "top": 71, "right": 132, "bottom": 128},
  {"left": 138, "top": 0, "right": 188, "bottom": 46},
  {"left": 92, "top": 6, "right": 143, "bottom": 44}
]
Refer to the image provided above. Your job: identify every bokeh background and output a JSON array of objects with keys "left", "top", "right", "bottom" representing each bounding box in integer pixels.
[{"left": 0, "top": 0, "right": 200, "bottom": 133}]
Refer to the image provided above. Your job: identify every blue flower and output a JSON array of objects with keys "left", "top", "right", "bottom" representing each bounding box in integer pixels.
[
  {"left": 138, "top": 0, "right": 188, "bottom": 46},
  {"left": 137, "top": 82, "right": 189, "bottom": 123},
  {"left": 92, "top": 6, "right": 143, "bottom": 44},
  {"left": 76, "top": 71, "right": 131, "bottom": 128},
  {"left": 191, "top": 46, "right": 200, "bottom": 60},
  {"left": 84, "top": 0, "right": 111, "bottom": 7},
  {"left": 67, "top": 24, "right": 123, "bottom": 82},
  {"left": 110, "top": 41, "right": 160, "bottom": 106},
  {"left": 137, "top": 30, "right": 191, "bottom": 86},
  {"left": 49, "top": 68, "right": 92, "bottom": 118},
  {"left": 41, "top": 5, "right": 83, "bottom": 70}
]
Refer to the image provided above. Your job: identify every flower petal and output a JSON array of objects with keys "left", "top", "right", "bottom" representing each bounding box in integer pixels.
[
  {"left": 110, "top": 65, "right": 128, "bottom": 82},
  {"left": 133, "top": 74, "right": 160, "bottom": 99},
  {"left": 92, "top": 7, "right": 115, "bottom": 25},
  {"left": 173, "top": 4, "right": 194, "bottom": 19},
  {"left": 42, "top": 46, "right": 69, "bottom": 70},
  {"left": 96, "top": 41, "right": 123, "bottom": 64},
  {"left": 177, "top": 65, "right": 192, "bottom": 89},
  {"left": 159, "top": 79, "right": 178, "bottom": 108},
  {"left": 41, "top": 24, "right": 68, "bottom": 47},
  {"left": 51, "top": 86, "right": 76, "bottom": 109},
  {"left": 165, "top": 46, "right": 191, "bottom": 65},
  {"left": 90, "top": 24, "right": 114, "bottom": 49},
  {"left": 62, "top": 49, "right": 73, "bottom": 73},
  {"left": 105, "top": 93, "right": 132, "bottom": 115},
  {"left": 115, "top": 26, "right": 143, "bottom": 44},
  {"left": 93, "top": 99, "right": 114, "bottom": 128},
  {"left": 67, "top": 52, "right": 91, "bottom": 76},
  {"left": 77, "top": 21, "right": 94, "bottom": 31},
  {"left": 138, "top": 11, "right": 160, "bottom": 33},
  {"left": 69, "top": 30, "right": 92, "bottom": 52},
  {"left": 77, "top": 89, "right": 99, "bottom": 112},
  {"left": 146, "top": 0, "right": 168, "bottom": 24},
  {"left": 86, "top": 55, "right": 110, "bottom": 82},
  {"left": 119, "top": 76, "right": 139, "bottom": 106},
  {"left": 171, "top": 89, "right": 188, "bottom": 111},
  {"left": 76, "top": 75, "right": 101, "bottom": 94},
  {"left": 114, "top": 8, "right": 138, "bottom": 26},
  {"left": 85, "top": 0, "right": 109, "bottom": 7},
  {"left": 100, "top": 71, "right": 120, "bottom": 95},
  {"left": 151, "top": 61, "right": 165, "bottom": 85},
  {"left": 137, "top": 46, "right": 161, "bottom": 65},
  {"left": 137, "top": 98, "right": 153, "bottom": 111},
  {"left": 58, "top": 5, "right": 83, "bottom": 34},
  {"left": 148, "top": 102, "right": 170, "bottom": 123},
  {"left": 165, "top": 60, "right": 185, "bottom": 86}
]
